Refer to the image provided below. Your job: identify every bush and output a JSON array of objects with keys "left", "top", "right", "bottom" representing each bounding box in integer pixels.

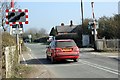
[
  {"left": 2, "top": 32, "right": 16, "bottom": 47},
  {"left": 2, "top": 32, "right": 28, "bottom": 78}
]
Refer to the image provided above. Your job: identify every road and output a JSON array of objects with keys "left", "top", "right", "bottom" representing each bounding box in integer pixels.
[{"left": 21, "top": 43, "right": 119, "bottom": 78}]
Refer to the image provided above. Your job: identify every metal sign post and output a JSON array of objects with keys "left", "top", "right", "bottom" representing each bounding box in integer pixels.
[
  {"left": 5, "top": 0, "right": 28, "bottom": 63},
  {"left": 16, "top": 24, "right": 20, "bottom": 53}
]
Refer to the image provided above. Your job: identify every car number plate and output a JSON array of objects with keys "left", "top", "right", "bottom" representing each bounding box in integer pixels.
[{"left": 62, "top": 48, "right": 72, "bottom": 52}]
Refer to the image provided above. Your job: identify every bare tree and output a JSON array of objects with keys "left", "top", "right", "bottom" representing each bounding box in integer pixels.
[
  {"left": 22, "top": 28, "right": 48, "bottom": 41},
  {"left": 0, "top": 1, "right": 10, "bottom": 31},
  {"left": 25, "top": 28, "right": 48, "bottom": 37},
  {"left": 0, "top": 0, "right": 18, "bottom": 31},
  {"left": 38, "top": 28, "right": 48, "bottom": 37}
]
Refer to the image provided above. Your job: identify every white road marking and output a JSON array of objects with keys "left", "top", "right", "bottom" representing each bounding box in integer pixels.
[
  {"left": 90, "top": 52, "right": 102, "bottom": 55},
  {"left": 26, "top": 52, "right": 56, "bottom": 78},
  {"left": 27, "top": 52, "right": 43, "bottom": 64},
  {"left": 26, "top": 46, "right": 119, "bottom": 77},
  {"left": 108, "top": 56, "right": 118, "bottom": 58},
  {"left": 28, "top": 53, "right": 34, "bottom": 59},
  {"left": 27, "top": 52, "right": 119, "bottom": 75},
  {"left": 90, "top": 52, "right": 118, "bottom": 57},
  {"left": 80, "top": 60, "right": 119, "bottom": 72},
  {"left": 79, "top": 60, "right": 119, "bottom": 75},
  {"left": 27, "top": 47, "right": 32, "bottom": 52},
  {"left": 21, "top": 54, "right": 28, "bottom": 66}
]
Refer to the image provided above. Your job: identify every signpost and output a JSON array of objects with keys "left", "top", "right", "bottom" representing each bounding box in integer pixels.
[
  {"left": 6, "top": 9, "right": 28, "bottom": 25},
  {"left": 12, "top": 24, "right": 23, "bottom": 34},
  {"left": 5, "top": 0, "right": 29, "bottom": 63}
]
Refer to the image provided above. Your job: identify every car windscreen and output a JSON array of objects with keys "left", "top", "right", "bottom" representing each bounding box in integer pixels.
[{"left": 56, "top": 41, "right": 77, "bottom": 48}]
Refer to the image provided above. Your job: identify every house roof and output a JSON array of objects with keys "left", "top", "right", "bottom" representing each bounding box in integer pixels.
[{"left": 55, "top": 25, "right": 78, "bottom": 33}]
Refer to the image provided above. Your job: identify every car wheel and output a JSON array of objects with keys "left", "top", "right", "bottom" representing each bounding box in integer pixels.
[{"left": 74, "top": 59, "right": 79, "bottom": 62}]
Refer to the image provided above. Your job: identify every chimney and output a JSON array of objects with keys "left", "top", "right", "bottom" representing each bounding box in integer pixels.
[
  {"left": 70, "top": 20, "right": 73, "bottom": 27},
  {"left": 61, "top": 23, "right": 64, "bottom": 26}
]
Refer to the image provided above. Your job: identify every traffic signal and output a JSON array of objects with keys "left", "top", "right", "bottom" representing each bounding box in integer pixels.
[
  {"left": 12, "top": 24, "right": 23, "bottom": 28},
  {"left": 88, "top": 20, "right": 99, "bottom": 29},
  {"left": 88, "top": 22, "right": 94, "bottom": 29},
  {"left": 6, "top": 9, "right": 28, "bottom": 25}
]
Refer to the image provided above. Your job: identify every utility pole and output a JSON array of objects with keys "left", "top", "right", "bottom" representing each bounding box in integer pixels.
[
  {"left": 91, "top": 2, "right": 97, "bottom": 50},
  {"left": 81, "top": 0, "right": 84, "bottom": 27},
  {"left": 81, "top": 0, "right": 84, "bottom": 47}
]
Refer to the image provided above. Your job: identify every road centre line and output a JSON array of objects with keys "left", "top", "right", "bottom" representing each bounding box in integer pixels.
[
  {"left": 27, "top": 51, "right": 119, "bottom": 74},
  {"left": 25, "top": 47, "right": 119, "bottom": 76},
  {"left": 79, "top": 60, "right": 119, "bottom": 72},
  {"left": 21, "top": 54, "right": 28, "bottom": 66},
  {"left": 79, "top": 60, "right": 119, "bottom": 75},
  {"left": 28, "top": 53, "right": 82, "bottom": 67}
]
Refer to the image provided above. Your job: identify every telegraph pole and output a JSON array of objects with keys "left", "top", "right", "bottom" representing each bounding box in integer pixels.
[
  {"left": 81, "top": 0, "right": 84, "bottom": 47},
  {"left": 91, "top": 2, "right": 97, "bottom": 50},
  {"left": 81, "top": 0, "right": 84, "bottom": 27}
]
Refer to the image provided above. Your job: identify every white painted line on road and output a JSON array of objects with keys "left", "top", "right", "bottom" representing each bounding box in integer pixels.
[
  {"left": 79, "top": 60, "right": 119, "bottom": 75},
  {"left": 25, "top": 52, "right": 55, "bottom": 77},
  {"left": 90, "top": 52, "right": 118, "bottom": 57},
  {"left": 27, "top": 47, "right": 32, "bottom": 52},
  {"left": 21, "top": 54, "right": 28, "bottom": 66},
  {"left": 80, "top": 60, "right": 119, "bottom": 72},
  {"left": 27, "top": 52, "right": 43, "bottom": 64},
  {"left": 28, "top": 53, "right": 34, "bottom": 59},
  {"left": 90, "top": 52, "right": 101, "bottom": 55},
  {"left": 108, "top": 56, "right": 118, "bottom": 58},
  {"left": 28, "top": 52, "right": 37, "bottom": 60}
]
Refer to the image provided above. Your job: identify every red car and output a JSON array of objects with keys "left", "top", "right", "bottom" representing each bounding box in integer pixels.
[{"left": 46, "top": 39, "right": 80, "bottom": 63}]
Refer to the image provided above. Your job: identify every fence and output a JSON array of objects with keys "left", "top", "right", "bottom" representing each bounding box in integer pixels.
[
  {"left": 105, "top": 39, "right": 120, "bottom": 51},
  {"left": 4, "top": 46, "right": 16, "bottom": 78},
  {"left": 96, "top": 39, "right": 120, "bottom": 51}
]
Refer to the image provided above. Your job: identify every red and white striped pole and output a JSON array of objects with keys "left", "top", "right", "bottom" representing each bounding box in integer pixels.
[
  {"left": 11, "top": 0, "right": 14, "bottom": 8},
  {"left": 91, "top": 2, "right": 95, "bottom": 20},
  {"left": 11, "top": 0, "right": 20, "bottom": 60},
  {"left": 91, "top": 2, "right": 97, "bottom": 50},
  {"left": 91, "top": 2, "right": 97, "bottom": 40},
  {"left": 9, "top": 0, "right": 14, "bottom": 35}
]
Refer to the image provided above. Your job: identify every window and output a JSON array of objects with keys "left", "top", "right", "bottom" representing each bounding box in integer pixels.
[{"left": 56, "top": 41, "right": 76, "bottom": 48}]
